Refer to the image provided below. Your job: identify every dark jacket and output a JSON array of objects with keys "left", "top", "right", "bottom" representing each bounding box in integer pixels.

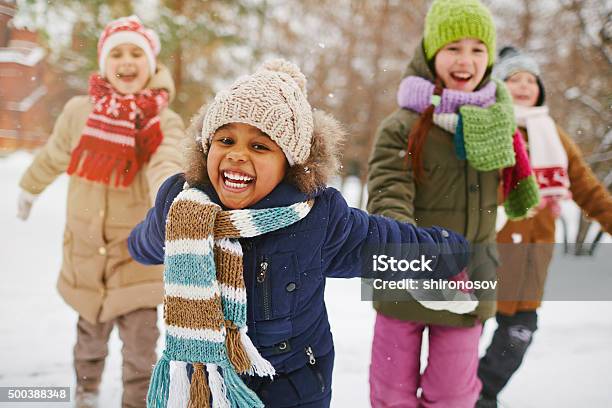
[
  {"left": 128, "top": 102, "right": 470, "bottom": 378},
  {"left": 129, "top": 172, "right": 470, "bottom": 373}
]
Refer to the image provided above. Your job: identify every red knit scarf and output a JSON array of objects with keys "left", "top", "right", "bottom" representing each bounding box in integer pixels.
[{"left": 67, "top": 74, "right": 169, "bottom": 186}]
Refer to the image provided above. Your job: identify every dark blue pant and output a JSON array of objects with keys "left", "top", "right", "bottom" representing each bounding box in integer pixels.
[
  {"left": 478, "top": 311, "right": 538, "bottom": 401},
  {"left": 187, "top": 349, "right": 334, "bottom": 407}
]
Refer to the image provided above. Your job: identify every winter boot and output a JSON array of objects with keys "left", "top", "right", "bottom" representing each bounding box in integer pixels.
[{"left": 475, "top": 393, "right": 497, "bottom": 408}]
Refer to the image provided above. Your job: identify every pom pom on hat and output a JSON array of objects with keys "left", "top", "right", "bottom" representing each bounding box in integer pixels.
[{"left": 260, "top": 58, "right": 308, "bottom": 96}]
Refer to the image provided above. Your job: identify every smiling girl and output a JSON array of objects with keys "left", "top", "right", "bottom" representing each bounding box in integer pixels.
[
  {"left": 17, "top": 16, "right": 185, "bottom": 408},
  {"left": 207, "top": 123, "right": 288, "bottom": 209},
  {"left": 367, "top": 0, "right": 539, "bottom": 406},
  {"left": 127, "top": 59, "right": 473, "bottom": 408},
  {"left": 105, "top": 43, "right": 151, "bottom": 94}
]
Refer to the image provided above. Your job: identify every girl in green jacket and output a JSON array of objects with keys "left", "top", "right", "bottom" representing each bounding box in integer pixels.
[{"left": 367, "top": 1, "right": 539, "bottom": 407}]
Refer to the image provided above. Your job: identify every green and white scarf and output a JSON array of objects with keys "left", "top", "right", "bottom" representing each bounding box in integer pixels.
[{"left": 147, "top": 186, "right": 313, "bottom": 408}]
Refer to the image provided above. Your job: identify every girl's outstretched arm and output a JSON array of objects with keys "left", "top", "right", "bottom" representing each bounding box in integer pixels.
[
  {"left": 322, "top": 188, "right": 469, "bottom": 279},
  {"left": 19, "top": 97, "right": 82, "bottom": 194}
]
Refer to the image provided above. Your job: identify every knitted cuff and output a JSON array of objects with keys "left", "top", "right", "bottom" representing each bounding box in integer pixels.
[{"left": 503, "top": 175, "right": 540, "bottom": 220}]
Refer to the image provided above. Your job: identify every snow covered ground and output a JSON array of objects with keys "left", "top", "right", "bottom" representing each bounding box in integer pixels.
[{"left": 1, "top": 152, "right": 611, "bottom": 407}]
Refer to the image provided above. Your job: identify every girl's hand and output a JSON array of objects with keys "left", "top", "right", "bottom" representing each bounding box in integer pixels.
[
  {"left": 410, "top": 267, "right": 479, "bottom": 315},
  {"left": 17, "top": 190, "right": 38, "bottom": 221}
]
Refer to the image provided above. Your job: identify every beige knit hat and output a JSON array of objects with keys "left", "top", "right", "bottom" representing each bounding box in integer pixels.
[{"left": 201, "top": 59, "right": 314, "bottom": 166}]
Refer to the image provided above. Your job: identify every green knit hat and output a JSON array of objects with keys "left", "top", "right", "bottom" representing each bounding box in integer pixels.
[{"left": 424, "top": 0, "right": 497, "bottom": 66}]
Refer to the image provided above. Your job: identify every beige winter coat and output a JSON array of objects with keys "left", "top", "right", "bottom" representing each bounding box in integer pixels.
[{"left": 19, "top": 66, "right": 186, "bottom": 323}]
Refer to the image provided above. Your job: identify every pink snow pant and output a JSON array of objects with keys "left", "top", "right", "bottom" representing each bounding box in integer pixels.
[{"left": 369, "top": 313, "right": 482, "bottom": 408}]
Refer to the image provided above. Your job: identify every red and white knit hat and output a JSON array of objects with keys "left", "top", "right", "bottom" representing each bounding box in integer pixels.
[{"left": 97, "top": 15, "right": 160, "bottom": 76}]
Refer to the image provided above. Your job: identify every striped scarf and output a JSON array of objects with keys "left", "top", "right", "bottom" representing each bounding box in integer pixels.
[
  {"left": 147, "top": 187, "right": 313, "bottom": 408},
  {"left": 66, "top": 74, "right": 169, "bottom": 187}
]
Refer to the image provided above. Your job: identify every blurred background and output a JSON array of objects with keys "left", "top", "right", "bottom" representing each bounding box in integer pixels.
[
  {"left": 1, "top": 2, "right": 610, "bottom": 406},
  {"left": 0, "top": 0, "right": 610, "bottom": 242}
]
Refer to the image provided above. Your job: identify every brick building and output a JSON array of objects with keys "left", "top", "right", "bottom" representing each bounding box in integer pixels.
[{"left": 0, "top": 0, "right": 51, "bottom": 152}]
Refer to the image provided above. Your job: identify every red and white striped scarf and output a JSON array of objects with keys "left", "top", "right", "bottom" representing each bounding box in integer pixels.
[{"left": 67, "top": 74, "right": 169, "bottom": 186}]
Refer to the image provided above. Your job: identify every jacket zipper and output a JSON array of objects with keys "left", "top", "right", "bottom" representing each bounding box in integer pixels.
[
  {"left": 305, "top": 346, "right": 316, "bottom": 365},
  {"left": 305, "top": 346, "right": 326, "bottom": 392},
  {"left": 257, "top": 256, "right": 271, "bottom": 320}
]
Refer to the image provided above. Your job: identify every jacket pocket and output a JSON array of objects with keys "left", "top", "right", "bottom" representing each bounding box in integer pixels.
[
  {"left": 116, "top": 240, "right": 161, "bottom": 286},
  {"left": 486, "top": 244, "right": 501, "bottom": 267},
  {"left": 286, "top": 346, "right": 331, "bottom": 400},
  {"left": 60, "top": 229, "right": 76, "bottom": 286},
  {"left": 241, "top": 347, "right": 332, "bottom": 406},
  {"left": 254, "top": 252, "right": 299, "bottom": 321},
  {"left": 118, "top": 262, "right": 163, "bottom": 287}
]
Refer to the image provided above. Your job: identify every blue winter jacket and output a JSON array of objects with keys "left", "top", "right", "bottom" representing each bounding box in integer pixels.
[{"left": 128, "top": 173, "right": 469, "bottom": 373}]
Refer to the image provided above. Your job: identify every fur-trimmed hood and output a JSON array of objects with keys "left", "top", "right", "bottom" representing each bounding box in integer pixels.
[{"left": 183, "top": 104, "right": 346, "bottom": 196}]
